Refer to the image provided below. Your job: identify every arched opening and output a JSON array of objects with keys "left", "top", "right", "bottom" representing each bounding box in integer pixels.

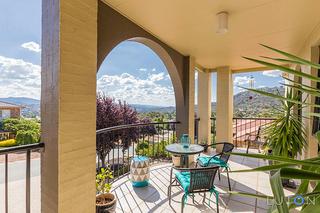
[
  {"left": 97, "top": 37, "right": 183, "bottom": 111},
  {"left": 96, "top": 39, "right": 185, "bottom": 171}
]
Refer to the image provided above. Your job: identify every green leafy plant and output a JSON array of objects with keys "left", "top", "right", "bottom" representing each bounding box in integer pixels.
[
  {"left": 96, "top": 167, "right": 113, "bottom": 194},
  {"left": 226, "top": 44, "right": 320, "bottom": 213},
  {"left": 16, "top": 130, "right": 40, "bottom": 145},
  {"left": 263, "top": 88, "right": 307, "bottom": 158},
  {"left": 2, "top": 118, "right": 40, "bottom": 145}
]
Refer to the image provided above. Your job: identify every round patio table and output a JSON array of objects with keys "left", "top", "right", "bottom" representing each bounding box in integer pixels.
[{"left": 166, "top": 143, "right": 204, "bottom": 168}]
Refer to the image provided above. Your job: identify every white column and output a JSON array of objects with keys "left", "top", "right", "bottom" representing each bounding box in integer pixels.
[
  {"left": 41, "top": 0, "right": 97, "bottom": 212},
  {"left": 216, "top": 66, "right": 233, "bottom": 152},
  {"left": 197, "top": 71, "right": 212, "bottom": 145}
]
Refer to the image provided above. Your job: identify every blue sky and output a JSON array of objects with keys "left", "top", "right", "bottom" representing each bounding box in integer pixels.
[{"left": 1, "top": 0, "right": 283, "bottom": 106}]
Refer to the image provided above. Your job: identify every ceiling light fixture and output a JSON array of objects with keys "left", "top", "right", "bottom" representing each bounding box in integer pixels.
[{"left": 216, "top": 11, "right": 228, "bottom": 34}]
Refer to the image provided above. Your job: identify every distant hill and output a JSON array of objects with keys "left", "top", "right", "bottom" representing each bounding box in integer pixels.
[
  {"left": 1, "top": 86, "right": 285, "bottom": 119},
  {"left": 130, "top": 104, "right": 175, "bottom": 113},
  {"left": 0, "top": 97, "right": 40, "bottom": 118},
  {"left": 210, "top": 86, "right": 285, "bottom": 117}
]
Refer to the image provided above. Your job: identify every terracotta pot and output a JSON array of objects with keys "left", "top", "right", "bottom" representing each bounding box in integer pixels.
[{"left": 96, "top": 193, "right": 117, "bottom": 213}]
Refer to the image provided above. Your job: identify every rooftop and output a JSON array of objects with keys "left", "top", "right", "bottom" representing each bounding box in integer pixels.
[{"left": 0, "top": 101, "right": 23, "bottom": 109}]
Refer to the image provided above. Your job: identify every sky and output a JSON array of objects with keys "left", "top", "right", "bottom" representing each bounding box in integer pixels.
[{"left": 1, "top": 0, "right": 283, "bottom": 106}]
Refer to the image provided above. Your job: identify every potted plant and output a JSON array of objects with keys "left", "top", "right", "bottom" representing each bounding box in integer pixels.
[{"left": 96, "top": 167, "right": 117, "bottom": 213}]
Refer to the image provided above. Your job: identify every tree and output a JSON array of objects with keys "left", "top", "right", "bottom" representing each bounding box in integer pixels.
[
  {"left": 1, "top": 118, "right": 40, "bottom": 145},
  {"left": 96, "top": 93, "right": 140, "bottom": 168}
]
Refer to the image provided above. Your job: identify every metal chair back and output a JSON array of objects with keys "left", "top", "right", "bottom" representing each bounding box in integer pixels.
[
  {"left": 219, "top": 142, "right": 234, "bottom": 163},
  {"left": 189, "top": 166, "right": 219, "bottom": 192}
]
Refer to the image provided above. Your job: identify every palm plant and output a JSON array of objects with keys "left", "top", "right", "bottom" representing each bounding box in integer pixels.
[
  {"left": 225, "top": 45, "right": 320, "bottom": 213},
  {"left": 264, "top": 88, "right": 307, "bottom": 158}
]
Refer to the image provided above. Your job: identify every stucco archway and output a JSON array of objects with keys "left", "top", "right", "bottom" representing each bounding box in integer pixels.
[{"left": 97, "top": 1, "right": 194, "bottom": 137}]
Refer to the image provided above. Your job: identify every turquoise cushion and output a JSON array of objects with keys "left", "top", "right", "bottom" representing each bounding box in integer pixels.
[
  {"left": 197, "top": 156, "right": 227, "bottom": 167},
  {"left": 175, "top": 171, "right": 191, "bottom": 192}
]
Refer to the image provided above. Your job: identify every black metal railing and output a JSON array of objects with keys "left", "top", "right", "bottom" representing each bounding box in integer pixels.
[
  {"left": 0, "top": 143, "right": 44, "bottom": 213},
  {"left": 210, "top": 117, "right": 275, "bottom": 147},
  {"left": 96, "top": 121, "right": 180, "bottom": 181},
  {"left": 233, "top": 117, "right": 275, "bottom": 147},
  {"left": 194, "top": 118, "right": 200, "bottom": 143},
  {"left": 210, "top": 117, "right": 216, "bottom": 144}
]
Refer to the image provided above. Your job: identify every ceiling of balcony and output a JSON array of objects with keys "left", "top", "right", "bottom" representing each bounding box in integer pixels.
[{"left": 102, "top": 0, "right": 320, "bottom": 70}]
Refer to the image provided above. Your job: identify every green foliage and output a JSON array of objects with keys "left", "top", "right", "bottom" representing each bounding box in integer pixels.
[
  {"left": 264, "top": 88, "right": 307, "bottom": 158},
  {"left": 1, "top": 118, "right": 40, "bottom": 145},
  {"left": 2, "top": 118, "right": 21, "bottom": 134},
  {"left": 16, "top": 130, "right": 39, "bottom": 145},
  {"left": 2, "top": 118, "right": 40, "bottom": 135},
  {"left": 229, "top": 44, "right": 320, "bottom": 212},
  {"left": 135, "top": 138, "right": 174, "bottom": 159},
  {"left": 0, "top": 139, "right": 16, "bottom": 147},
  {"left": 96, "top": 167, "right": 113, "bottom": 194},
  {"left": 2, "top": 118, "right": 40, "bottom": 145}
]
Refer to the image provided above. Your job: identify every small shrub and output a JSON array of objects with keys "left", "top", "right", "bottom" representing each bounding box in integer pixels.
[
  {"left": 16, "top": 130, "right": 39, "bottom": 145},
  {"left": 0, "top": 139, "right": 16, "bottom": 147},
  {"left": 96, "top": 167, "right": 113, "bottom": 194}
]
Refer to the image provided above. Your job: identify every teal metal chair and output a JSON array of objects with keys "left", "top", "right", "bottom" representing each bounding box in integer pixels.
[
  {"left": 168, "top": 166, "right": 220, "bottom": 213},
  {"left": 196, "top": 142, "right": 234, "bottom": 191}
]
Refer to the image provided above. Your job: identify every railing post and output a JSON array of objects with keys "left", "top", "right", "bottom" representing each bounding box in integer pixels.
[
  {"left": 26, "top": 150, "right": 31, "bottom": 213},
  {"left": 5, "top": 154, "right": 8, "bottom": 213}
]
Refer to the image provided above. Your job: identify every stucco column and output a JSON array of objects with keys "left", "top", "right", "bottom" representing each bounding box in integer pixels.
[
  {"left": 197, "top": 71, "right": 212, "bottom": 145},
  {"left": 41, "top": 0, "right": 97, "bottom": 212},
  {"left": 305, "top": 46, "right": 320, "bottom": 159},
  {"left": 216, "top": 66, "right": 233, "bottom": 152},
  {"left": 176, "top": 56, "right": 195, "bottom": 143}
]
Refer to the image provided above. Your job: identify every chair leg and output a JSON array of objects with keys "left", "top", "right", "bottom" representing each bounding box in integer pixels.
[
  {"left": 216, "top": 198, "right": 219, "bottom": 213},
  {"left": 192, "top": 194, "right": 195, "bottom": 203},
  {"left": 202, "top": 192, "right": 206, "bottom": 203},
  {"left": 218, "top": 169, "right": 221, "bottom": 181},
  {"left": 226, "top": 168, "right": 231, "bottom": 191},
  {"left": 246, "top": 141, "right": 250, "bottom": 154},
  {"left": 181, "top": 195, "right": 185, "bottom": 213},
  {"left": 168, "top": 185, "right": 172, "bottom": 205}
]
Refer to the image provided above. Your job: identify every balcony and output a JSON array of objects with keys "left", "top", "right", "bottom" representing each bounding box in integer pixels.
[
  {"left": 111, "top": 150, "right": 294, "bottom": 213},
  {"left": 0, "top": 119, "right": 290, "bottom": 212}
]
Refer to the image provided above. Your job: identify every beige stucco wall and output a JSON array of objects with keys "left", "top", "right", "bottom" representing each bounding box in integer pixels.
[
  {"left": 296, "top": 24, "right": 320, "bottom": 159},
  {"left": 41, "top": 0, "right": 97, "bottom": 212}
]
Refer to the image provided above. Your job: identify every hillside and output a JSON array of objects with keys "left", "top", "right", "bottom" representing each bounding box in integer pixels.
[
  {"left": 211, "top": 86, "right": 285, "bottom": 117},
  {"left": 1, "top": 86, "right": 284, "bottom": 119},
  {"left": 130, "top": 104, "right": 175, "bottom": 113}
]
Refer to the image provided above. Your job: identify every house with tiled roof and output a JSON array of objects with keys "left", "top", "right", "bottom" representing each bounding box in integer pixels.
[{"left": 0, "top": 101, "right": 23, "bottom": 120}]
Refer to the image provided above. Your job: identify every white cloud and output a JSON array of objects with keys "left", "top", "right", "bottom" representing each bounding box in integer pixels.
[
  {"left": 262, "top": 70, "right": 281, "bottom": 77},
  {"left": 234, "top": 76, "right": 251, "bottom": 85},
  {"left": 97, "top": 73, "right": 175, "bottom": 106},
  {"left": 148, "top": 72, "right": 165, "bottom": 82},
  {"left": 138, "top": 68, "right": 147, "bottom": 72},
  {"left": 0, "top": 55, "right": 41, "bottom": 99},
  {"left": 21, "top": 41, "right": 41, "bottom": 53},
  {"left": 151, "top": 68, "right": 157, "bottom": 72}
]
